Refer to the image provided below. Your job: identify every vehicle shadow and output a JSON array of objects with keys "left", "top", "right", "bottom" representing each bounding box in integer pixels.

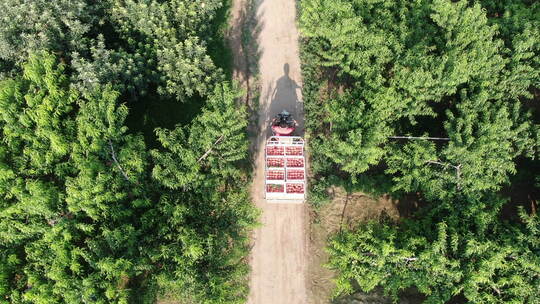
[
  {"left": 250, "top": 61, "right": 304, "bottom": 178},
  {"left": 265, "top": 63, "right": 304, "bottom": 137}
]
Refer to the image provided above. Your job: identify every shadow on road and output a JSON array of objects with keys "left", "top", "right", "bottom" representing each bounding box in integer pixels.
[
  {"left": 266, "top": 63, "right": 304, "bottom": 137},
  {"left": 251, "top": 62, "right": 304, "bottom": 169}
]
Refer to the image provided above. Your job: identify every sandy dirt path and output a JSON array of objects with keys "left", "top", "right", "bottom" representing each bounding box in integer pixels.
[{"left": 241, "top": 0, "right": 309, "bottom": 303}]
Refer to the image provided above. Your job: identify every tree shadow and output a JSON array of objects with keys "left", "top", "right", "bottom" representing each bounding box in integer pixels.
[{"left": 230, "top": 0, "right": 265, "bottom": 170}]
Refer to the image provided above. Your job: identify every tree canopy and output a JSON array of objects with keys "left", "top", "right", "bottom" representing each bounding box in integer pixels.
[
  {"left": 300, "top": 0, "right": 540, "bottom": 302},
  {"left": 0, "top": 0, "right": 257, "bottom": 303},
  {"left": 301, "top": 0, "right": 539, "bottom": 179},
  {"left": 328, "top": 197, "right": 540, "bottom": 303}
]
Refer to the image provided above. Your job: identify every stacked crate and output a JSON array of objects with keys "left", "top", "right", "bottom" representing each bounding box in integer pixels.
[{"left": 265, "top": 136, "right": 305, "bottom": 201}]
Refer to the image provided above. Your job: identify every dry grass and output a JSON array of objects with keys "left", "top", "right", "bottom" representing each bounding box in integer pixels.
[{"left": 307, "top": 186, "right": 417, "bottom": 304}]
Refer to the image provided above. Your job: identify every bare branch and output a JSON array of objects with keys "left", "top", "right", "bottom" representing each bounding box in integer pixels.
[
  {"left": 389, "top": 136, "right": 450, "bottom": 141},
  {"left": 362, "top": 252, "right": 418, "bottom": 262},
  {"left": 339, "top": 192, "right": 350, "bottom": 233},
  {"left": 426, "top": 160, "right": 463, "bottom": 190},
  {"left": 108, "top": 140, "right": 131, "bottom": 182},
  {"left": 426, "top": 160, "right": 450, "bottom": 168},
  {"left": 456, "top": 164, "right": 462, "bottom": 190},
  {"left": 198, "top": 135, "right": 225, "bottom": 163}
]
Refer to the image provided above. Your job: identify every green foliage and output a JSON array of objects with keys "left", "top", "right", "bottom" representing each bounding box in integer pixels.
[
  {"left": 301, "top": 0, "right": 540, "bottom": 301},
  {"left": 0, "top": 0, "right": 228, "bottom": 101},
  {"left": 0, "top": 51, "right": 76, "bottom": 173},
  {"left": 146, "top": 188, "right": 257, "bottom": 304},
  {"left": 481, "top": 0, "right": 540, "bottom": 94},
  {"left": 328, "top": 198, "right": 540, "bottom": 303},
  {"left": 301, "top": 0, "right": 539, "bottom": 179},
  {"left": 0, "top": 0, "right": 103, "bottom": 65},
  {"left": 71, "top": 35, "right": 157, "bottom": 96},
  {"left": 0, "top": 51, "right": 144, "bottom": 303},
  {"left": 0, "top": 0, "right": 255, "bottom": 302},
  {"left": 149, "top": 82, "right": 257, "bottom": 302},
  {"left": 108, "top": 0, "right": 224, "bottom": 100},
  {"left": 152, "top": 83, "right": 248, "bottom": 189},
  {"left": 315, "top": 91, "right": 392, "bottom": 175},
  {"left": 0, "top": 51, "right": 256, "bottom": 304},
  {"left": 386, "top": 96, "right": 534, "bottom": 201}
]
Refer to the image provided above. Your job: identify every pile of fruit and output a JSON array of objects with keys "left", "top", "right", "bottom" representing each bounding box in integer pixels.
[
  {"left": 287, "top": 170, "right": 304, "bottom": 180},
  {"left": 266, "top": 146, "right": 284, "bottom": 155},
  {"left": 267, "top": 170, "right": 285, "bottom": 180},
  {"left": 266, "top": 184, "right": 284, "bottom": 192},
  {"left": 285, "top": 146, "right": 303, "bottom": 156},
  {"left": 286, "top": 183, "right": 304, "bottom": 193},
  {"left": 267, "top": 158, "right": 284, "bottom": 167},
  {"left": 286, "top": 158, "right": 304, "bottom": 167}
]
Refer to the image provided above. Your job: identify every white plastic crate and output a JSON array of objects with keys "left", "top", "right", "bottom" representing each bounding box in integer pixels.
[{"left": 264, "top": 136, "right": 306, "bottom": 201}]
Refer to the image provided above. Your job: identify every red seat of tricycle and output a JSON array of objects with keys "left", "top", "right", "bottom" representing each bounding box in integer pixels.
[{"left": 272, "top": 125, "right": 294, "bottom": 136}]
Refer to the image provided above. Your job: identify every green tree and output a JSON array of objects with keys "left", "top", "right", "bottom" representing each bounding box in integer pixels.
[
  {"left": 300, "top": 0, "right": 538, "bottom": 178},
  {"left": 0, "top": 51, "right": 151, "bottom": 303},
  {"left": 0, "top": 0, "right": 258, "bottom": 300},
  {"left": 149, "top": 82, "right": 257, "bottom": 302},
  {"left": 386, "top": 95, "right": 534, "bottom": 201},
  {"left": 152, "top": 83, "right": 249, "bottom": 189},
  {"left": 478, "top": 0, "right": 540, "bottom": 100},
  {"left": 301, "top": 1, "right": 540, "bottom": 302},
  {"left": 0, "top": 48, "right": 257, "bottom": 303},
  {"left": 328, "top": 197, "right": 540, "bottom": 303},
  {"left": 109, "top": 0, "right": 224, "bottom": 100},
  {"left": 0, "top": 0, "right": 103, "bottom": 65}
]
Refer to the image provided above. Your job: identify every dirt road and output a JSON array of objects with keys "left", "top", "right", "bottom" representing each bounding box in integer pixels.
[{"left": 233, "top": 0, "right": 309, "bottom": 302}]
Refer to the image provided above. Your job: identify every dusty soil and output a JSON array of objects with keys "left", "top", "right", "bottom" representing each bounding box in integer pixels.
[
  {"left": 307, "top": 187, "right": 401, "bottom": 304},
  {"left": 306, "top": 187, "right": 426, "bottom": 304},
  {"left": 230, "top": 0, "right": 310, "bottom": 302}
]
